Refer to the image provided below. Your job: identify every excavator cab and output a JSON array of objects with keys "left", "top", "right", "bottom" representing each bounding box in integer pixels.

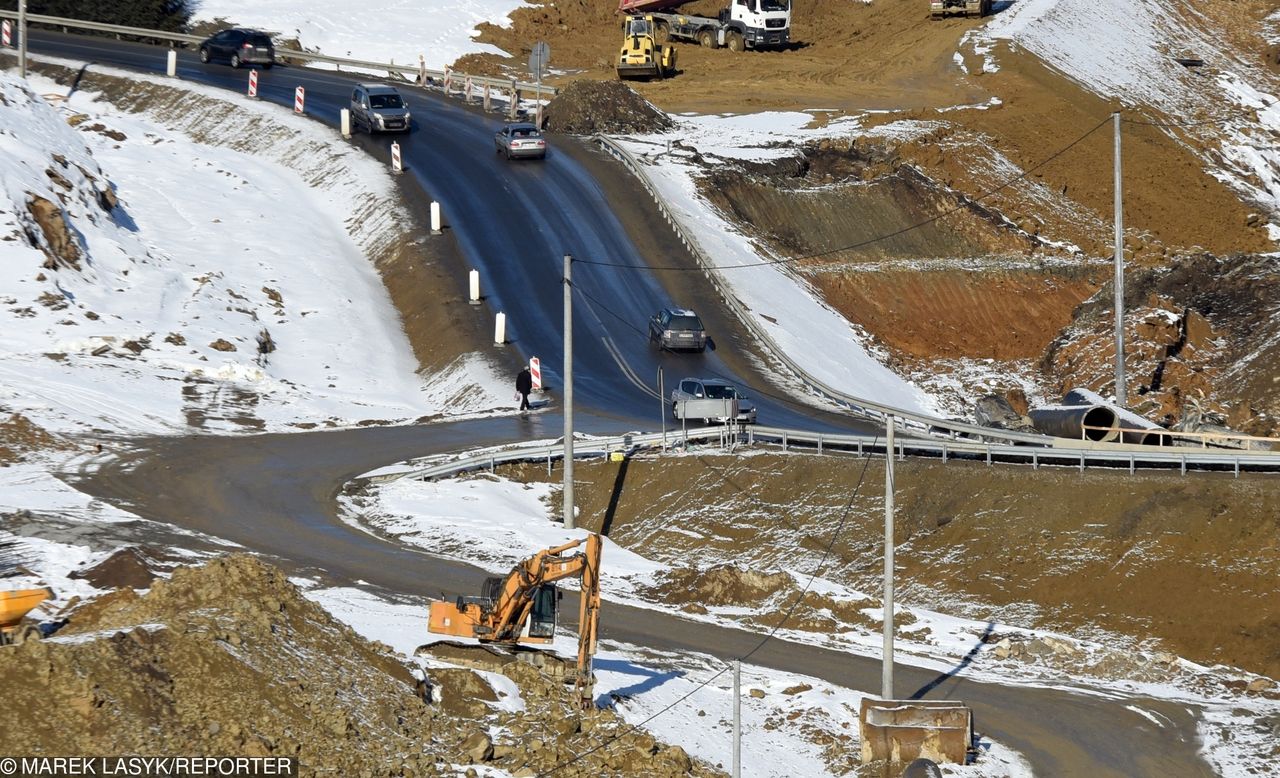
[{"left": 524, "top": 584, "right": 557, "bottom": 640}]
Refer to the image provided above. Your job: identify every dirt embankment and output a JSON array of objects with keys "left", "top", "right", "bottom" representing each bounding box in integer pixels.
[
  {"left": 0, "top": 554, "right": 721, "bottom": 777},
  {"left": 1045, "top": 254, "right": 1280, "bottom": 436},
  {"left": 507, "top": 453, "right": 1280, "bottom": 679}
]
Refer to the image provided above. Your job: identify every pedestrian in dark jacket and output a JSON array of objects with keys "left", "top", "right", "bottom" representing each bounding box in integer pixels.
[{"left": 516, "top": 367, "right": 533, "bottom": 411}]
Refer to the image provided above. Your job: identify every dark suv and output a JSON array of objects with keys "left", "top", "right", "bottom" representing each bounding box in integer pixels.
[
  {"left": 648, "top": 307, "right": 707, "bottom": 352},
  {"left": 198, "top": 29, "right": 275, "bottom": 69}
]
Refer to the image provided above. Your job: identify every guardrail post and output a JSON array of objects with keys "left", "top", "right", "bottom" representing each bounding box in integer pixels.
[
  {"left": 817, "top": 434, "right": 822, "bottom": 454},
  {"left": 1129, "top": 456, "right": 1135, "bottom": 475},
  {"left": 1079, "top": 451, "right": 1085, "bottom": 474},
  {"left": 942, "top": 443, "right": 948, "bottom": 463},
  {"left": 166, "top": 49, "right": 176, "bottom": 77},
  {"left": 509, "top": 80, "right": 519, "bottom": 120},
  {"left": 1032, "top": 452, "right": 1038, "bottom": 470},
  {"left": 483, "top": 82, "right": 491, "bottom": 111},
  {"left": 1234, "top": 459, "right": 1240, "bottom": 479},
  {"left": 782, "top": 432, "right": 788, "bottom": 452},
  {"left": 547, "top": 451, "right": 552, "bottom": 476},
  {"left": 1180, "top": 455, "right": 1186, "bottom": 476},
  {"left": 986, "top": 447, "right": 992, "bottom": 466}
]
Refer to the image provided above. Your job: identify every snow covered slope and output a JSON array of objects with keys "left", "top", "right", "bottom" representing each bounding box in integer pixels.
[{"left": 0, "top": 72, "right": 505, "bottom": 435}]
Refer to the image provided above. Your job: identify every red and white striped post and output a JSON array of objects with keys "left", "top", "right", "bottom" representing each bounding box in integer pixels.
[
  {"left": 2, "top": 20, "right": 12, "bottom": 48},
  {"left": 293, "top": 86, "right": 305, "bottom": 115},
  {"left": 443, "top": 67, "right": 452, "bottom": 95},
  {"left": 464, "top": 75, "right": 473, "bottom": 103},
  {"left": 529, "top": 357, "right": 542, "bottom": 391},
  {"left": 247, "top": 69, "right": 258, "bottom": 99},
  {"left": 391, "top": 142, "right": 402, "bottom": 174}
]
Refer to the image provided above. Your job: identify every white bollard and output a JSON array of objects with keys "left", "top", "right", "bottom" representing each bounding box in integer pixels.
[
  {"left": 294, "top": 86, "right": 305, "bottom": 115},
  {"left": 494, "top": 312, "right": 506, "bottom": 345},
  {"left": 443, "top": 67, "right": 452, "bottom": 95},
  {"left": 464, "top": 76, "right": 473, "bottom": 103},
  {"left": 2, "top": 20, "right": 11, "bottom": 48},
  {"left": 166, "top": 49, "right": 177, "bottom": 77},
  {"left": 391, "top": 142, "right": 403, "bottom": 174},
  {"left": 468, "top": 270, "right": 480, "bottom": 304},
  {"left": 340, "top": 107, "right": 351, "bottom": 138},
  {"left": 483, "top": 83, "right": 491, "bottom": 111},
  {"left": 535, "top": 100, "right": 543, "bottom": 130},
  {"left": 430, "top": 202, "right": 442, "bottom": 235},
  {"left": 530, "top": 357, "right": 542, "bottom": 390},
  {"left": 247, "top": 69, "right": 258, "bottom": 99}
]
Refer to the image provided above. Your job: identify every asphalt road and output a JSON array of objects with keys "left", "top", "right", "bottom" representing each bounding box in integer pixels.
[
  {"left": 79, "top": 421, "right": 1214, "bottom": 777},
  {"left": 23, "top": 30, "right": 1218, "bottom": 776}
]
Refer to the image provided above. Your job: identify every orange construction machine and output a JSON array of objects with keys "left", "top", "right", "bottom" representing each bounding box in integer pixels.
[{"left": 428, "top": 534, "right": 603, "bottom": 707}]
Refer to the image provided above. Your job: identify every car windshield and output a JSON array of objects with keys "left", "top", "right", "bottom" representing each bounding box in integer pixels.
[
  {"left": 704, "top": 385, "right": 735, "bottom": 400},
  {"left": 669, "top": 315, "right": 703, "bottom": 330},
  {"left": 760, "top": 0, "right": 788, "bottom": 10},
  {"left": 370, "top": 94, "right": 404, "bottom": 109}
]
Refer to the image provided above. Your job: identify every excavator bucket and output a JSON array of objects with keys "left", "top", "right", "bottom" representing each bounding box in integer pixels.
[{"left": 0, "top": 587, "right": 52, "bottom": 644}]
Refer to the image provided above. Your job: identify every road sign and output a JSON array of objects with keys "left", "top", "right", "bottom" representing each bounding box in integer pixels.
[{"left": 528, "top": 41, "right": 550, "bottom": 82}]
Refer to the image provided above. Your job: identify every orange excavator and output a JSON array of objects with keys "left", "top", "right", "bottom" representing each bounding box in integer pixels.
[{"left": 428, "top": 534, "right": 603, "bottom": 708}]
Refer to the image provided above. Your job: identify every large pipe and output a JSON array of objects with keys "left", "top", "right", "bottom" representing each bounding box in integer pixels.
[
  {"left": 1029, "top": 404, "right": 1121, "bottom": 442},
  {"left": 1063, "top": 388, "right": 1171, "bottom": 446}
]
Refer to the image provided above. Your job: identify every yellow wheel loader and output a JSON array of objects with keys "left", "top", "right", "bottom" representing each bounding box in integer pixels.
[{"left": 617, "top": 15, "right": 678, "bottom": 80}]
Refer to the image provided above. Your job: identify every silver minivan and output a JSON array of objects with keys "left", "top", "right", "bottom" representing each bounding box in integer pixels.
[{"left": 350, "top": 83, "right": 412, "bottom": 134}]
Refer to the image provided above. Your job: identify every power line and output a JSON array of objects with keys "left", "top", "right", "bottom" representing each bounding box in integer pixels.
[{"left": 574, "top": 115, "right": 1112, "bottom": 272}]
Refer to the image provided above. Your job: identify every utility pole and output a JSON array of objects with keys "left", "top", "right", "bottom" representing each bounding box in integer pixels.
[
  {"left": 1113, "top": 111, "right": 1126, "bottom": 407},
  {"left": 882, "top": 415, "right": 895, "bottom": 700},
  {"left": 562, "top": 254, "right": 575, "bottom": 530},
  {"left": 658, "top": 367, "right": 666, "bottom": 449},
  {"left": 19, "top": 0, "right": 28, "bottom": 79},
  {"left": 732, "top": 659, "right": 741, "bottom": 778}
]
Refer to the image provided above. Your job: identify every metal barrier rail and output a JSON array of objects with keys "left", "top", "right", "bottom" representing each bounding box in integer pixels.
[
  {"left": 365, "top": 420, "right": 1280, "bottom": 485},
  {"left": 591, "top": 135, "right": 1280, "bottom": 465},
  {"left": 0, "top": 10, "right": 556, "bottom": 97}
]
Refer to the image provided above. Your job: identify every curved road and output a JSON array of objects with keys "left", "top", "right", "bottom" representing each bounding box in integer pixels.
[{"left": 21, "top": 30, "right": 1216, "bottom": 776}]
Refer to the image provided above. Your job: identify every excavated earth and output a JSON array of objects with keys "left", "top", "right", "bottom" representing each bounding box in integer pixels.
[
  {"left": 0, "top": 554, "right": 722, "bottom": 778},
  {"left": 458, "top": 0, "right": 1280, "bottom": 432},
  {"left": 504, "top": 453, "right": 1280, "bottom": 681}
]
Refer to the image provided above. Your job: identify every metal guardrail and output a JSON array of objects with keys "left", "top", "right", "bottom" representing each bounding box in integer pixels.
[
  {"left": 0, "top": 10, "right": 556, "bottom": 98},
  {"left": 591, "top": 136, "right": 1280, "bottom": 468},
  {"left": 366, "top": 422, "right": 1280, "bottom": 485}
]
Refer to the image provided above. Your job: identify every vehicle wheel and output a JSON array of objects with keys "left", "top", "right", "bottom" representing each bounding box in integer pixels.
[
  {"left": 230, "top": 53, "right": 242, "bottom": 68},
  {"left": 698, "top": 29, "right": 714, "bottom": 48},
  {"left": 199, "top": 47, "right": 210, "bottom": 64},
  {"left": 655, "top": 21, "right": 670, "bottom": 45},
  {"left": 727, "top": 32, "right": 744, "bottom": 52}
]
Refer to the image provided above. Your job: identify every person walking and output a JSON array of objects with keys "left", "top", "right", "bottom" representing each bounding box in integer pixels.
[{"left": 516, "top": 366, "right": 533, "bottom": 411}]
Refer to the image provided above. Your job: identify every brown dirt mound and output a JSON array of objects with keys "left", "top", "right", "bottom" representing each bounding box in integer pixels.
[
  {"left": 0, "top": 554, "right": 724, "bottom": 777},
  {"left": 544, "top": 79, "right": 672, "bottom": 135},
  {"left": 67, "top": 546, "right": 178, "bottom": 590}
]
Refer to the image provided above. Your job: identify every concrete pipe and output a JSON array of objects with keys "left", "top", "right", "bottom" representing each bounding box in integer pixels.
[
  {"left": 1028, "top": 404, "right": 1121, "bottom": 442},
  {"left": 1064, "top": 388, "right": 1171, "bottom": 446}
]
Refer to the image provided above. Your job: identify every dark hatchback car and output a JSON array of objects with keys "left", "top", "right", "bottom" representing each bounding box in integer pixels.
[{"left": 198, "top": 29, "right": 275, "bottom": 69}]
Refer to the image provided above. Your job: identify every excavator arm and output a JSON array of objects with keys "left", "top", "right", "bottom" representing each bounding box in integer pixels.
[{"left": 427, "top": 534, "right": 604, "bottom": 707}]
